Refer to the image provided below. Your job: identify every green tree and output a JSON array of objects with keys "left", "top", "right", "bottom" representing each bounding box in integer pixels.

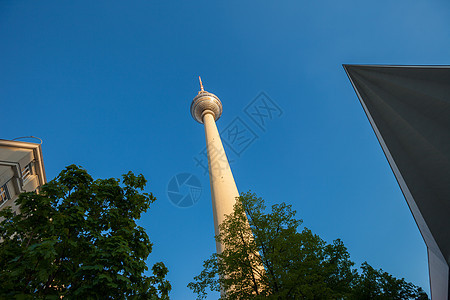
[
  {"left": 0, "top": 165, "right": 171, "bottom": 299},
  {"left": 188, "top": 192, "right": 428, "bottom": 300},
  {"left": 350, "top": 262, "right": 429, "bottom": 300}
]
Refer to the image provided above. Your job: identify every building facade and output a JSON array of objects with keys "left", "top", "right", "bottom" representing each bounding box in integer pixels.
[
  {"left": 0, "top": 139, "right": 46, "bottom": 214},
  {"left": 344, "top": 65, "right": 450, "bottom": 300}
]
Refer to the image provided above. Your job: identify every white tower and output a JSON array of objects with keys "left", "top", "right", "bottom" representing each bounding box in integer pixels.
[{"left": 190, "top": 77, "right": 240, "bottom": 254}]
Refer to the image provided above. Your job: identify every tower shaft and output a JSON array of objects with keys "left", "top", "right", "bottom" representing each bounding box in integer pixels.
[
  {"left": 190, "top": 80, "right": 264, "bottom": 296},
  {"left": 203, "top": 111, "right": 239, "bottom": 254}
]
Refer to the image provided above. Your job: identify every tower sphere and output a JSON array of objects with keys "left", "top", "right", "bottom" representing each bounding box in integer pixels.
[{"left": 190, "top": 91, "right": 223, "bottom": 124}]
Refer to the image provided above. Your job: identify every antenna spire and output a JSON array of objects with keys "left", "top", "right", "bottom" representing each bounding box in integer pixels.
[{"left": 199, "top": 76, "right": 204, "bottom": 92}]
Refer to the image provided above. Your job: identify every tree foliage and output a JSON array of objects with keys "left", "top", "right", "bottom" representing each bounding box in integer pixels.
[
  {"left": 351, "top": 262, "right": 428, "bottom": 300},
  {"left": 188, "top": 192, "right": 428, "bottom": 300},
  {"left": 0, "top": 165, "right": 171, "bottom": 299}
]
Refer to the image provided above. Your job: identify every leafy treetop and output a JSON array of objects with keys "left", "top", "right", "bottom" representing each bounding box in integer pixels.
[
  {"left": 188, "top": 192, "right": 428, "bottom": 300},
  {"left": 0, "top": 165, "right": 171, "bottom": 299}
]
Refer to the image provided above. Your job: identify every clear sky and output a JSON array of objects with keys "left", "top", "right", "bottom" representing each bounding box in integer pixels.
[{"left": 2, "top": 1, "right": 449, "bottom": 298}]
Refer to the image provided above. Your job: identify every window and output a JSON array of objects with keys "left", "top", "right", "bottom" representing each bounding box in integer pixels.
[
  {"left": 0, "top": 184, "right": 10, "bottom": 207},
  {"left": 22, "top": 162, "right": 33, "bottom": 181}
]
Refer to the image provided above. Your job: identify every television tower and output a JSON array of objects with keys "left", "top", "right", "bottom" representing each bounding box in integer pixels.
[{"left": 190, "top": 77, "right": 240, "bottom": 254}]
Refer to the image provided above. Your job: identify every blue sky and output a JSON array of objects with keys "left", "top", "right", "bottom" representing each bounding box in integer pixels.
[{"left": 2, "top": 1, "right": 450, "bottom": 298}]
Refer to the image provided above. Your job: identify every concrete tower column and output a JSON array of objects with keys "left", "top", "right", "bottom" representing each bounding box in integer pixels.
[
  {"left": 190, "top": 77, "right": 240, "bottom": 254},
  {"left": 203, "top": 110, "right": 239, "bottom": 254}
]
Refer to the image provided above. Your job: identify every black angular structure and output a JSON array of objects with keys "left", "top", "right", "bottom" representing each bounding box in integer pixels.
[{"left": 344, "top": 65, "right": 450, "bottom": 300}]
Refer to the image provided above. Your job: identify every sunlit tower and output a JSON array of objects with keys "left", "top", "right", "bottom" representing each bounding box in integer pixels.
[{"left": 190, "top": 77, "right": 240, "bottom": 254}]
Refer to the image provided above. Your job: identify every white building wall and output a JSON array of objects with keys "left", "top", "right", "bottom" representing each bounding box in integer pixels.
[{"left": 0, "top": 140, "right": 46, "bottom": 214}]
